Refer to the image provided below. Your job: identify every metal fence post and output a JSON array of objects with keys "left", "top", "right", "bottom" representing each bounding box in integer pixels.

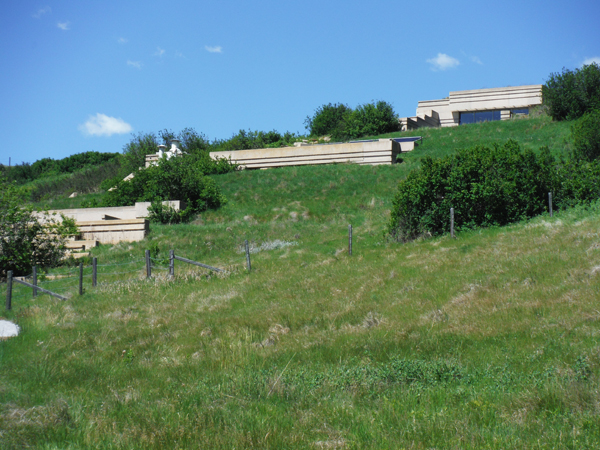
[
  {"left": 349, "top": 224, "right": 353, "bottom": 256},
  {"left": 92, "top": 257, "right": 97, "bottom": 287},
  {"left": 245, "top": 240, "right": 251, "bottom": 272},
  {"left": 145, "top": 250, "right": 151, "bottom": 279},
  {"left": 79, "top": 262, "right": 83, "bottom": 295},
  {"left": 548, "top": 192, "right": 553, "bottom": 217},
  {"left": 33, "top": 265, "right": 38, "bottom": 298},
  {"left": 450, "top": 208, "right": 455, "bottom": 238},
  {"left": 169, "top": 250, "right": 174, "bottom": 277},
  {"left": 6, "top": 270, "right": 12, "bottom": 310}
]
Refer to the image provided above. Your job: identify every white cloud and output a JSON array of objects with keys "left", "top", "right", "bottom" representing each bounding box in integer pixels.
[
  {"left": 118, "top": 37, "right": 128, "bottom": 44},
  {"left": 175, "top": 51, "right": 185, "bottom": 58},
  {"left": 470, "top": 55, "right": 483, "bottom": 65},
  {"left": 57, "top": 21, "right": 70, "bottom": 31},
  {"left": 154, "top": 47, "right": 165, "bottom": 57},
  {"left": 33, "top": 6, "right": 51, "bottom": 19},
  {"left": 127, "top": 60, "right": 142, "bottom": 69},
  {"left": 79, "top": 114, "right": 133, "bottom": 137},
  {"left": 427, "top": 53, "right": 460, "bottom": 71},
  {"left": 205, "top": 45, "right": 222, "bottom": 53},
  {"left": 582, "top": 57, "right": 600, "bottom": 66}
]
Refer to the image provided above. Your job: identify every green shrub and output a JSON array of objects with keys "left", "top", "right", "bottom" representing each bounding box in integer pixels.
[
  {"left": 345, "top": 100, "right": 400, "bottom": 139},
  {"left": 101, "top": 154, "right": 228, "bottom": 220},
  {"left": 147, "top": 201, "right": 194, "bottom": 224},
  {"left": 0, "top": 182, "right": 78, "bottom": 277},
  {"left": 571, "top": 109, "right": 600, "bottom": 162},
  {"left": 305, "top": 101, "right": 401, "bottom": 141},
  {"left": 388, "top": 141, "right": 556, "bottom": 240},
  {"left": 542, "top": 63, "right": 600, "bottom": 121},
  {"left": 554, "top": 157, "right": 600, "bottom": 208}
]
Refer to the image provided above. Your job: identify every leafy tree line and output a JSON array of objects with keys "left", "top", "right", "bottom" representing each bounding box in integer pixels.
[{"left": 0, "top": 151, "right": 120, "bottom": 185}]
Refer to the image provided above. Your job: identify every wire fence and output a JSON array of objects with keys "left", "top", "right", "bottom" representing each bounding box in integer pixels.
[{"left": 2, "top": 240, "right": 257, "bottom": 311}]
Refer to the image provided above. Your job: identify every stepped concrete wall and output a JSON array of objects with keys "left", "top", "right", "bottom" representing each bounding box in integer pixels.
[{"left": 210, "top": 139, "right": 403, "bottom": 169}]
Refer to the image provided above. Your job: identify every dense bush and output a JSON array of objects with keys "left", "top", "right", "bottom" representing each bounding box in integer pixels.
[
  {"left": 542, "top": 63, "right": 600, "bottom": 121},
  {"left": 304, "top": 103, "right": 351, "bottom": 140},
  {"left": 101, "top": 154, "right": 228, "bottom": 220},
  {"left": 571, "top": 109, "right": 600, "bottom": 162},
  {"left": 0, "top": 182, "right": 78, "bottom": 277},
  {"left": 345, "top": 101, "right": 401, "bottom": 139},
  {"left": 305, "top": 100, "right": 400, "bottom": 141},
  {"left": 211, "top": 129, "right": 299, "bottom": 152},
  {"left": 388, "top": 141, "right": 557, "bottom": 241}
]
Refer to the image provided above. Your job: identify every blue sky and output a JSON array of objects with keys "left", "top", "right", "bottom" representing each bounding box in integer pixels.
[{"left": 1, "top": 0, "right": 599, "bottom": 165}]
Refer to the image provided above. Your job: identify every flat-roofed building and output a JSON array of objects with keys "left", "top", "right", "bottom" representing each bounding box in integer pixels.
[{"left": 400, "top": 84, "right": 542, "bottom": 130}]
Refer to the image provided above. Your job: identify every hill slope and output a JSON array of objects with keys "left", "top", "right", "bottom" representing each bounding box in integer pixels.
[{"left": 2, "top": 115, "right": 599, "bottom": 449}]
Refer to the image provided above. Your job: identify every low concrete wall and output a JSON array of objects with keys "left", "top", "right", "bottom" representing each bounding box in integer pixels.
[
  {"left": 210, "top": 139, "right": 403, "bottom": 169},
  {"left": 43, "top": 201, "right": 183, "bottom": 222},
  {"left": 77, "top": 219, "right": 149, "bottom": 244}
]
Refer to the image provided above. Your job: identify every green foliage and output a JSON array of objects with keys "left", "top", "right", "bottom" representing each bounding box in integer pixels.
[
  {"left": 101, "top": 154, "right": 228, "bottom": 218},
  {"left": 212, "top": 129, "right": 300, "bottom": 151},
  {"left": 121, "top": 132, "right": 159, "bottom": 175},
  {"left": 0, "top": 151, "right": 120, "bottom": 185},
  {"left": 304, "top": 102, "right": 351, "bottom": 140},
  {"left": 571, "top": 108, "right": 600, "bottom": 162},
  {"left": 388, "top": 141, "right": 556, "bottom": 240},
  {"left": 344, "top": 101, "right": 401, "bottom": 139},
  {"left": 0, "top": 182, "right": 77, "bottom": 277},
  {"left": 147, "top": 200, "right": 195, "bottom": 224},
  {"left": 542, "top": 63, "right": 600, "bottom": 121},
  {"left": 305, "top": 100, "right": 400, "bottom": 141}
]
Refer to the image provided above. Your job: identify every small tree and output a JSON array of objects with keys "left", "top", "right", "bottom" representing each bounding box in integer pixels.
[
  {"left": 0, "top": 182, "right": 77, "bottom": 278},
  {"left": 304, "top": 103, "right": 351, "bottom": 140}
]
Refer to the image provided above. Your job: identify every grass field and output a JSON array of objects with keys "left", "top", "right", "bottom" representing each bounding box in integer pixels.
[{"left": 2, "top": 115, "right": 599, "bottom": 449}]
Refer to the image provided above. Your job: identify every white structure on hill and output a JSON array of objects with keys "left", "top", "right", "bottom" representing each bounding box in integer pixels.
[
  {"left": 400, "top": 84, "right": 542, "bottom": 130},
  {"left": 145, "top": 139, "right": 184, "bottom": 168}
]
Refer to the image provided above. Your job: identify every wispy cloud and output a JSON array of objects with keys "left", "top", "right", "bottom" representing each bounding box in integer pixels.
[
  {"left": 154, "top": 47, "right": 165, "bottom": 57},
  {"left": 205, "top": 45, "right": 222, "bottom": 53},
  {"left": 470, "top": 55, "right": 483, "bottom": 65},
  {"left": 33, "top": 6, "right": 51, "bottom": 19},
  {"left": 582, "top": 57, "right": 600, "bottom": 66},
  {"left": 57, "top": 21, "right": 70, "bottom": 31},
  {"left": 127, "top": 60, "right": 142, "bottom": 69},
  {"left": 79, "top": 114, "right": 133, "bottom": 137},
  {"left": 118, "top": 37, "right": 128, "bottom": 44},
  {"left": 175, "top": 51, "right": 185, "bottom": 58},
  {"left": 427, "top": 53, "right": 460, "bottom": 71}
]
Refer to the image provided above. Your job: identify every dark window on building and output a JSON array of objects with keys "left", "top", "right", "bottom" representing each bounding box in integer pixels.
[
  {"left": 460, "top": 110, "right": 502, "bottom": 125},
  {"left": 511, "top": 108, "right": 529, "bottom": 115}
]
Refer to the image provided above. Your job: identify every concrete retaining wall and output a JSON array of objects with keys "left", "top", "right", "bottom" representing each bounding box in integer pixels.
[
  {"left": 210, "top": 139, "right": 403, "bottom": 169},
  {"left": 77, "top": 219, "right": 149, "bottom": 244}
]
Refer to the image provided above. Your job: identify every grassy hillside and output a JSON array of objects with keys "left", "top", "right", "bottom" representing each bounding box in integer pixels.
[{"left": 2, "top": 115, "right": 599, "bottom": 449}]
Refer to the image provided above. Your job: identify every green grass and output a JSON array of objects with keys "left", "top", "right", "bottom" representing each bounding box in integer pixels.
[{"left": 2, "top": 114, "right": 599, "bottom": 449}]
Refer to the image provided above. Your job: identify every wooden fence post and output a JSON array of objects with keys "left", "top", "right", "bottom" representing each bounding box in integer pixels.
[
  {"left": 6, "top": 270, "right": 12, "bottom": 310},
  {"left": 92, "top": 258, "right": 97, "bottom": 287},
  {"left": 79, "top": 263, "right": 83, "bottom": 295},
  {"left": 245, "top": 240, "right": 251, "bottom": 272},
  {"left": 145, "top": 250, "right": 151, "bottom": 279},
  {"left": 450, "top": 208, "right": 455, "bottom": 238},
  {"left": 348, "top": 224, "right": 353, "bottom": 256},
  {"left": 548, "top": 192, "right": 553, "bottom": 217},
  {"left": 169, "top": 250, "right": 174, "bottom": 277},
  {"left": 33, "top": 265, "right": 38, "bottom": 298}
]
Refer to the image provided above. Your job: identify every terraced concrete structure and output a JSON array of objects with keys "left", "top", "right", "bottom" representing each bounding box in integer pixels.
[
  {"left": 400, "top": 84, "right": 542, "bottom": 130},
  {"left": 210, "top": 138, "right": 420, "bottom": 170}
]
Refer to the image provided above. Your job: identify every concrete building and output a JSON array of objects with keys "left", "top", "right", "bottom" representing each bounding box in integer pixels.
[{"left": 400, "top": 84, "right": 542, "bottom": 130}]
